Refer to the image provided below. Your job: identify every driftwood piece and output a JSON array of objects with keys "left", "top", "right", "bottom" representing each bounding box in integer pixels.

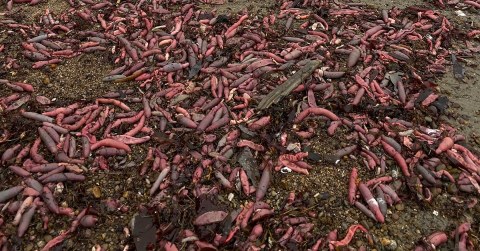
[{"left": 256, "top": 60, "right": 321, "bottom": 110}]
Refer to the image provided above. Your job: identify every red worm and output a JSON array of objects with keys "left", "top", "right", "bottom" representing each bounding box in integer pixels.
[
  {"left": 214, "top": 171, "right": 232, "bottom": 189},
  {"left": 0, "top": 186, "right": 24, "bottom": 203},
  {"left": 9, "top": 166, "right": 31, "bottom": 177},
  {"left": 326, "top": 120, "right": 342, "bottom": 136},
  {"left": 17, "top": 202, "right": 37, "bottom": 237},
  {"left": 79, "top": 215, "right": 98, "bottom": 228},
  {"left": 352, "top": 87, "right": 365, "bottom": 105},
  {"left": 112, "top": 111, "right": 144, "bottom": 128},
  {"left": 397, "top": 80, "right": 406, "bottom": 104},
  {"left": 43, "top": 122, "right": 69, "bottom": 134},
  {"left": 354, "top": 201, "right": 376, "bottom": 221},
  {"left": 329, "top": 224, "right": 369, "bottom": 247},
  {"left": 256, "top": 164, "right": 271, "bottom": 202},
  {"left": 284, "top": 50, "right": 302, "bottom": 60},
  {"left": 358, "top": 183, "right": 384, "bottom": 223},
  {"left": 378, "top": 184, "right": 401, "bottom": 204},
  {"left": 81, "top": 136, "right": 91, "bottom": 158},
  {"left": 176, "top": 115, "right": 198, "bottom": 129},
  {"left": 95, "top": 147, "right": 127, "bottom": 157},
  {"left": 38, "top": 127, "right": 58, "bottom": 154},
  {"left": 63, "top": 111, "right": 91, "bottom": 131},
  {"left": 111, "top": 135, "right": 150, "bottom": 145},
  {"left": 91, "top": 139, "right": 131, "bottom": 152},
  {"left": 348, "top": 167, "right": 358, "bottom": 205},
  {"left": 43, "top": 126, "right": 60, "bottom": 143},
  {"left": 251, "top": 208, "right": 274, "bottom": 222},
  {"left": 11, "top": 82, "right": 34, "bottom": 92},
  {"left": 237, "top": 140, "right": 265, "bottom": 151},
  {"left": 125, "top": 115, "right": 145, "bottom": 136},
  {"left": 248, "top": 224, "right": 263, "bottom": 242},
  {"left": 248, "top": 116, "right": 271, "bottom": 130},
  {"left": 334, "top": 145, "right": 358, "bottom": 159},
  {"left": 381, "top": 140, "right": 410, "bottom": 177},
  {"left": 239, "top": 169, "right": 251, "bottom": 195},
  {"left": 2, "top": 144, "right": 21, "bottom": 163},
  {"left": 240, "top": 204, "right": 255, "bottom": 229},
  {"left": 96, "top": 98, "right": 131, "bottom": 111},
  {"left": 426, "top": 232, "right": 448, "bottom": 248},
  {"left": 347, "top": 48, "right": 361, "bottom": 67},
  {"left": 150, "top": 166, "right": 170, "bottom": 195},
  {"left": 21, "top": 111, "right": 54, "bottom": 123},
  {"left": 30, "top": 138, "right": 47, "bottom": 164},
  {"left": 38, "top": 166, "right": 65, "bottom": 182},
  {"left": 322, "top": 71, "right": 345, "bottom": 79},
  {"left": 160, "top": 63, "right": 189, "bottom": 72},
  {"left": 16, "top": 143, "right": 31, "bottom": 163},
  {"left": 42, "top": 187, "right": 60, "bottom": 214},
  {"left": 435, "top": 137, "right": 454, "bottom": 154},
  {"left": 205, "top": 116, "right": 229, "bottom": 132}
]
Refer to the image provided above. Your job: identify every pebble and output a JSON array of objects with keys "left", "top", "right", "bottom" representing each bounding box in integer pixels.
[
  {"left": 395, "top": 204, "right": 405, "bottom": 211},
  {"left": 430, "top": 187, "right": 442, "bottom": 197},
  {"left": 92, "top": 186, "right": 102, "bottom": 198},
  {"left": 37, "top": 240, "right": 45, "bottom": 248},
  {"left": 392, "top": 213, "right": 400, "bottom": 220},
  {"left": 436, "top": 164, "right": 446, "bottom": 171},
  {"left": 380, "top": 238, "right": 398, "bottom": 251},
  {"left": 44, "top": 234, "right": 53, "bottom": 242},
  {"left": 447, "top": 183, "right": 458, "bottom": 194},
  {"left": 65, "top": 239, "right": 74, "bottom": 248},
  {"left": 424, "top": 116, "right": 432, "bottom": 123},
  {"left": 355, "top": 240, "right": 364, "bottom": 247},
  {"left": 25, "top": 243, "right": 34, "bottom": 251}
]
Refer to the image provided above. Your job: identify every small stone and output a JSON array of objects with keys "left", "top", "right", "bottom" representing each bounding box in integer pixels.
[
  {"left": 380, "top": 238, "right": 398, "bottom": 251},
  {"left": 428, "top": 106, "right": 438, "bottom": 115},
  {"left": 395, "top": 203, "right": 405, "bottom": 211},
  {"left": 92, "top": 186, "right": 102, "bottom": 198},
  {"left": 355, "top": 240, "right": 364, "bottom": 248},
  {"left": 37, "top": 240, "right": 45, "bottom": 248},
  {"left": 392, "top": 213, "right": 399, "bottom": 220},
  {"left": 65, "top": 239, "right": 74, "bottom": 248},
  {"left": 25, "top": 243, "right": 34, "bottom": 251},
  {"left": 436, "top": 164, "right": 446, "bottom": 171},
  {"left": 44, "top": 235, "right": 53, "bottom": 242},
  {"left": 458, "top": 118, "right": 468, "bottom": 125},
  {"left": 424, "top": 116, "right": 432, "bottom": 123},
  {"left": 450, "top": 102, "right": 461, "bottom": 109},
  {"left": 430, "top": 187, "right": 442, "bottom": 197},
  {"left": 123, "top": 191, "right": 130, "bottom": 199},
  {"left": 42, "top": 77, "right": 50, "bottom": 84},
  {"left": 447, "top": 183, "right": 458, "bottom": 194}
]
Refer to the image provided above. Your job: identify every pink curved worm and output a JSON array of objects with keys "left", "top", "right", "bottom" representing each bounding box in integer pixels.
[{"left": 91, "top": 139, "right": 131, "bottom": 152}]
